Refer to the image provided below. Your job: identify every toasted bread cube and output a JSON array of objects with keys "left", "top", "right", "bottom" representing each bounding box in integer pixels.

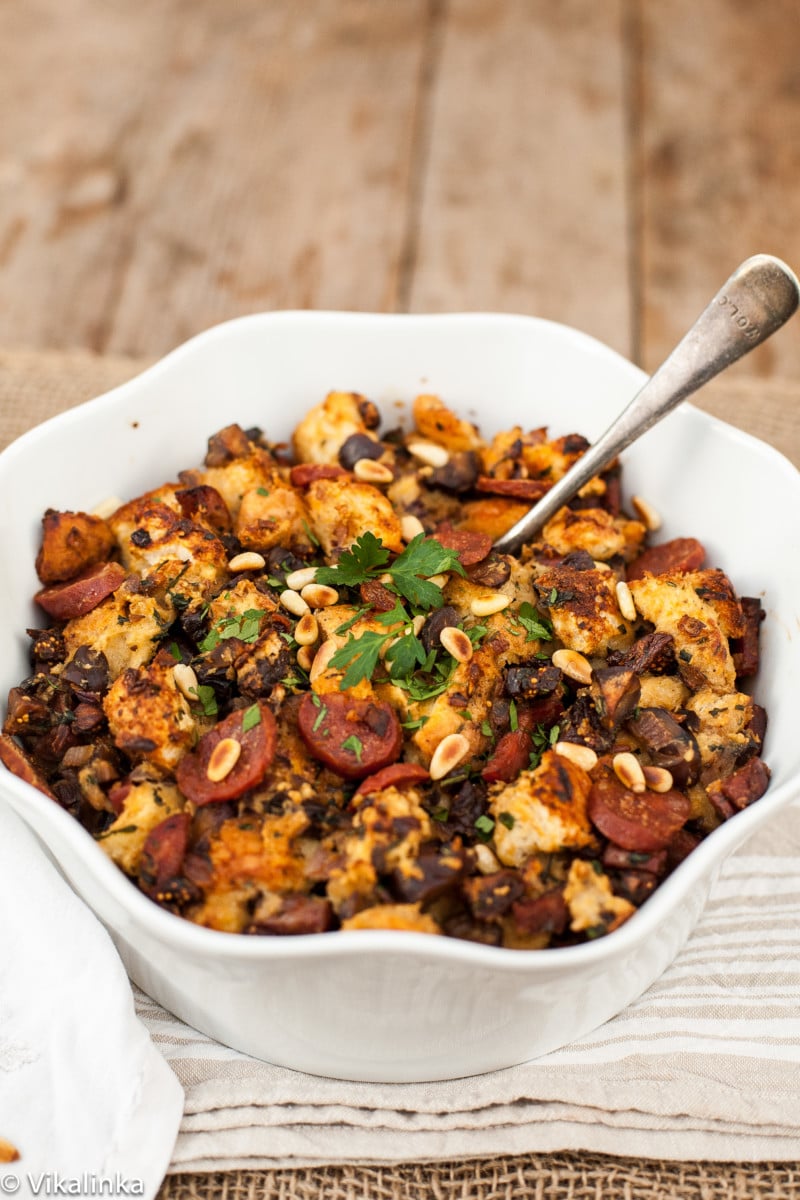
[
  {"left": 305, "top": 477, "right": 403, "bottom": 557},
  {"left": 98, "top": 775, "right": 184, "bottom": 874},
  {"left": 341, "top": 903, "right": 440, "bottom": 933},
  {"left": 103, "top": 650, "right": 200, "bottom": 772},
  {"left": 292, "top": 391, "right": 379, "bottom": 465},
  {"left": 542, "top": 506, "right": 645, "bottom": 562},
  {"left": 236, "top": 481, "right": 313, "bottom": 554},
  {"left": 35, "top": 508, "right": 115, "bottom": 585},
  {"left": 628, "top": 569, "right": 743, "bottom": 693},
  {"left": 535, "top": 565, "right": 634, "bottom": 656},
  {"left": 563, "top": 859, "right": 634, "bottom": 933},
  {"left": 490, "top": 750, "right": 594, "bottom": 867},
  {"left": 412, "top": 394, "right": 484, "bottom": 453}
]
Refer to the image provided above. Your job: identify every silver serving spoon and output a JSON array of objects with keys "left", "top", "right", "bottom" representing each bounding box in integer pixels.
[{"left": 492, "top": 254, "right": 800, "bottom": 555}]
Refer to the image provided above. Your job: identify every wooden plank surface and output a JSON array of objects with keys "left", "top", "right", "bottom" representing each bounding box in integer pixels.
[
  {"left": 634, "top": 0, "right": 800, "bottom": 376},
  {"left": 406, "top": 0, "right": 633, "bottom": 358},
  {"left": 0, "top": 0, "right": 428, "bottom": 357},
  {"left": 0, "top": 0, "right": 799, "bottom": 383}
]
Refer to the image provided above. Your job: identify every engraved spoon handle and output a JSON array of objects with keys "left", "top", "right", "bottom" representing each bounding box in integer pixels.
[{"left": 492, "top": 254, "right": 800, "bottom": 555}]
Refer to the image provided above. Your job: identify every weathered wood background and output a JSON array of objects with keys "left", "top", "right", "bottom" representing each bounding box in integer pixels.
[{"left": 0, "top": 0, "right": 798, "bottom": 377}]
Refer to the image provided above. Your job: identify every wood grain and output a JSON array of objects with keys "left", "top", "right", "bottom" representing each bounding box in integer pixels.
[
  {"left": 405, "top": 0, "right": 632, "bottom": 358},
  {"left": 0, "top": 0, "right": 428, "bottom": 357},
  {"left": 633, "top": 0, "right": 800, "bottom": 376}
]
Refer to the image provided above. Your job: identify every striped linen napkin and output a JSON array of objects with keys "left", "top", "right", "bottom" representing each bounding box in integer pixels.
[{"left": 140, "top": 803, "right": 800, "bottom": 1171}]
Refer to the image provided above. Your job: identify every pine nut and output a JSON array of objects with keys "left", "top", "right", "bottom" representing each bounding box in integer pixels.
[
  {"left": 613, "top": 751, "right": 646, "bottom": 793},
  {"left": 440, "top": 626, "right": 473, "bottom": 663},
  {"left": 554, "top": 741, "right": 598, "bottom": 772},
  {"left": 280, "top": 588, "right": 310, "bottom": 617},
  {"left": 401, "top": 514, "right": 425, "bottom": 542},
  {"left": 411, "top": 615, "right": 426, "bottom": 637},
  {"left": 92, "top": 496, "right": 123, "bottom": 520},
  {"left": 407, "top": 439, "right": 450, "bottom": 468},
  {"left": 301, "top": 583, "right": 339, "bottom": 608},
  {"left": 173, "top": 663, "right": 200, "bottom": 702},
  {"left": 379, "top": 573, "right": 394, "bottom": 586},
  {"left": 643, "top": 765, "right": 674, "bottom": 793},
  {"left": 309, "top": 639, "right": 337, "bottom": 682},
  {"left": 593, "top": 560, "right": 613, "bottom": 573},
  {"left": 427, "top": 573, "right": 449, "bottom": 590},
  {"left": 631, "top": 495, "right": 662, "bottom": 531},
  {"left": 285, "top": 566, "right": 318, "bottom": 591},
  {"left": 297, "top": 644, "right": 315, "bottom": 672},
  {"left": 474, "top": 843, "right": 502, "bottom": 875},
  {"left": 353, "top": 459, "right": 394, "bottom": 484},
  {"left": 616, "top": 579, "right": 637, "bottom": 622},
  {"left": 207, "top": 737, "right": 241, "bottom": 782},
  {"left": 552, "top": 648, "right": 593, "bottom": 685},
  {"left": 294, "top": 612, "right": 320, "bottom": 646},
  {"left": 429, "top": 733, "right": 470, "bottom": 781},
  {"left": 470, "top": 593, "right": 511, "bottom": 617},
  {"left": 227, "top": 551, "right": 266, "bottom": 572}
]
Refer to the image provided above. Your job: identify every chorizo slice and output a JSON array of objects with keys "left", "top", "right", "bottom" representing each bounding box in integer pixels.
[
  {"left": 289, "top": 463, "right": 348, "bottom": 488},
  {"left": 588, "top": 767, "right": 690, "bottom": 852},
  {"left": 431, "top": 524, "right": 493, "bottom": 567},
  {"left": 35, "top": 560, "right": 127, "bottom": 620},
  {"left": 354, "top": 762, "right": 430, "bottom": 796},
  {"left": 481, "top": 730, "right": 532, "bottom": 783},
  {"left": 139, "top": 811, "right": 192, "bottom": 897},
  {"left": 707, "top": 757, "right": 771, "bottom": 814},
  {"left": 0, "top": 733, "right": 57, "bottom": 800},
  {"left": 176, "top": 702, "right": 277, "bottom": 805},
  {"left": 475, "top": 476, "right": 551, "bottom": 501},
  {"left": 298, "top": 692, "right": 402, "bottom": 780},
  {"left": 626, "top": 536, "right": 705, "bottom": 581}
]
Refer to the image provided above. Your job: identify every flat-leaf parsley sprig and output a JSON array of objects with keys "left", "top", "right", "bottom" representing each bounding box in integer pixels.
[{"left": 316, "top": 531, "right": 465, "bottom": 610}]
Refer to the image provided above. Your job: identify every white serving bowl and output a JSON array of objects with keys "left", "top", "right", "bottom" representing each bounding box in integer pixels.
[{"left": 1, "top": 312, "right": 799, "bottom": 1083}]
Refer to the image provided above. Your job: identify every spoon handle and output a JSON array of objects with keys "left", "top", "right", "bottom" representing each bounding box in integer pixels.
[{"left": 493, "top": 254, "right": 800, "bottom": 554}]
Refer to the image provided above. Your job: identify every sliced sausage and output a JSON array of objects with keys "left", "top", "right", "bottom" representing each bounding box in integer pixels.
[
  {"left": 475, "top": 476, "right": 550, "bottom": 501},
  {"left": 626, "top": 536, "right": 705, "bottom": 581},
  {"left": 0, "top": 733, "right": 57, "bottom": 800},
  {"left": 139, "top": 811, "right": 192, "bottom": 896},
  {"left": 247, "top": 894, "right": 333, "bottom": 935},
  {"left": 511, "top": 890, "right": 568, "bottom": 936},
  {"left": 35, "top": 561, "right": 127, "bottom": 620},
  {"left": 431, "top": 524, "right": 493, "bottom": 567},
  {"left": 298, "top": 692, "right": 403, "bottom": 780},
  {"left": 732, "top": 596, "right": 764, "bottom": 679},
  {"left": 588, "top": 767, "right": 690, "bottom": 852},
  {"left": 481, "top": 730, "right": 532, "bottom": 783},
  {"left": 707, "top": 757, "right": 771, "bottom": 815},
  {"left": 176, "top": 702, "right": 277, "bottom": 805},
  {"left": 289, "top": 463, "right": 348, "bottom": 487},
  {"left": 354, "top": 762, "right": 430, "bottom": 796},
  {"left": 463, "top": 870, "right": 525, "bottom": 919}
]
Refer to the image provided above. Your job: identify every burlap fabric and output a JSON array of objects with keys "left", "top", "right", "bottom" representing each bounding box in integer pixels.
[{"left": 2, "top": 348, "right": 799, "bottom": 1200}]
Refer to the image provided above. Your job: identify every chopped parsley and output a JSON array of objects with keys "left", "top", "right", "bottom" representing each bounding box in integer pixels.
[
  {"left": 341, "top": 734, "right": 363, "bottom": 762},
  {"left": 474, "top": 814, "right": 495, "bottom": 841},
  {"left": 189, "top": 684, "right": 218, "bottom": 718},
  {"left": 513, "top": 601, "right": 553, "bottom": 642},
  {"left": 241, "top": 703, "right": 262, "bottom": 733},
  {"left": 316, "top": 532, "right": 464, "bottom": 610},
  {"left": 498, "top": 811, "right": 515, "bottom": 830},
  {"left": 199, "top": 608, "right": 266, "bottom": 652}
]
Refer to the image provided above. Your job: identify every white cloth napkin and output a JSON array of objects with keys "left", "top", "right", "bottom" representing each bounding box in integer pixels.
[{"left": 0, "top": 800, "right": 183, "bottom": 1199}]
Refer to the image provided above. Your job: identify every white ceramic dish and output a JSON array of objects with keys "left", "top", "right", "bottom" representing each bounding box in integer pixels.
[{"left": 1, "top": 312, "right": 798, "bottom": 1083}]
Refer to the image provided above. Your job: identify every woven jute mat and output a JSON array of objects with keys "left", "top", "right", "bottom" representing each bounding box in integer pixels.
[{"left": 2, "top": 346, "right": 799, "bottom": 1200}]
